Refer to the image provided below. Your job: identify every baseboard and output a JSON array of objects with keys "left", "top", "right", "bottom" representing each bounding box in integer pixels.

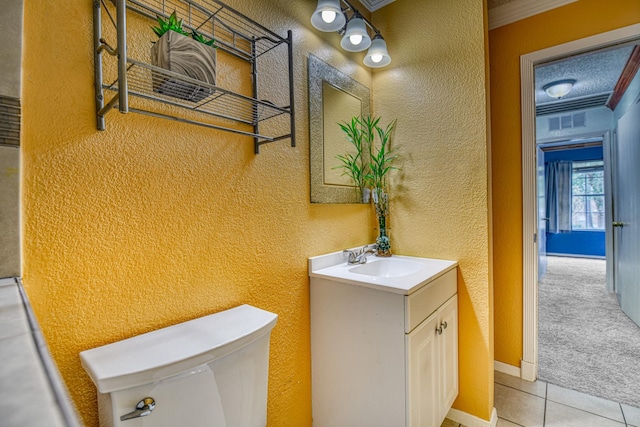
[
  {"left": 494, "top": 360, "right": 521, "bottom": 377},
  {"left": 546, "top": 252, "right": 605, "bottom": 260},
  {"left": 521, "top": 359, "right": 537, "bottom": 381},
  {"left": 447, "top": 407, "right": 497, "bottom": 427}
]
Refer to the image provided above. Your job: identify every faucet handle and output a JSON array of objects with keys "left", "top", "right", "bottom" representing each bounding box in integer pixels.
[
  {"left": 355, "top": 247, "right": 376, "bottom": 264},
  {"left": 343, "top": 249, "right": 358, "bottom": 264}
]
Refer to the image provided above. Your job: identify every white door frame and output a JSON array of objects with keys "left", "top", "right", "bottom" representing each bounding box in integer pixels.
[{"left": 520, "top": 23, "right": 640, "bottom": 382}]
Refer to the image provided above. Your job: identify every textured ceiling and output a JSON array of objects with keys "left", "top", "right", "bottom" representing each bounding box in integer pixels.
[{"left": 534, "top": 44, "right": 636, "bottom": 108}]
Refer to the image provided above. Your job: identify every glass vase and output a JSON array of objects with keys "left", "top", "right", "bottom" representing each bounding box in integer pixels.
[
  {"left": 376, "top": 213, "right": 392, "bottom": 257},
  {"left": 361, "top": 187, "right": 371, "bottom": 203}
]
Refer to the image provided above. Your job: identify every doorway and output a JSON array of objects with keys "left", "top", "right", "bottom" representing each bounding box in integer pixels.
[
  {"left": 535, "top": 134, "right": 640, "bottom": 406},
  {"left": 519, "top": 23, "right": 640, "bottom": 383},
  {"left": 537, "top": 138, "right": 607, "bottom": 265}
]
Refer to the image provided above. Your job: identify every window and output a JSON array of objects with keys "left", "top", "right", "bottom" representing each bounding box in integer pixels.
[{"left": 571, "top": 160, "right": 604, "bottom": 230}]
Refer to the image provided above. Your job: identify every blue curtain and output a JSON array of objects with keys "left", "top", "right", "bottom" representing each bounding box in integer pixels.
[{"left": 545, "top": 161, "right": 572, "bottom": 233}]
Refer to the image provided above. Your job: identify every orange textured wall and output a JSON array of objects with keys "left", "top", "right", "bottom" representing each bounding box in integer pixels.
[
  {"left": 21, "top": 0, "right": 493, "bottom": 425},
  {"left": 374, "top": 0, "right": 494, "bottom": 420},
  {"left": 490, "top": 0, "right": 640, "bottom": 367},
  {"left": 21, "top": 1, "right": 372, "bottom": 426}
]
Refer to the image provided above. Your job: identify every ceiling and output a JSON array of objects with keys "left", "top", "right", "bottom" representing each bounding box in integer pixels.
[
  {"left": 534, "top": 43, "right": 637, "bottom": 115},
  {"left": 354, "top": 0, "right": 637, "bottom": 116}
]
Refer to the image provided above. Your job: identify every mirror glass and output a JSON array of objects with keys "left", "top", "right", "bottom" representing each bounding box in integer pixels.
[
  {"left": 322, "top": 81, "right": 364, "bottom": 187},
  {"left": 309, "top": 54, "right": 370, "bottom": 203}
]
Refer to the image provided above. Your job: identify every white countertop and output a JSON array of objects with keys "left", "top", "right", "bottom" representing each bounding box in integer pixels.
[{"left": 309, "top": 250, "right": 457, "bottom": 295}]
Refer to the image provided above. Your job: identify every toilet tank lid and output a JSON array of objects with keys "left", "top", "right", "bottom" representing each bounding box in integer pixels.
[{"left": 79, "top": 304, "right": 278, "bottom": 393}]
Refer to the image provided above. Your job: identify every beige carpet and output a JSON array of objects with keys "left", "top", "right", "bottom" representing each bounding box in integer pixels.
[{"left": 538, "top": 256, "right": 640, "bottom": 408}]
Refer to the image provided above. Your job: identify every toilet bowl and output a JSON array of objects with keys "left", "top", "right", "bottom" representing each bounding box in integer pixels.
[{"left": 80, "top": 304, "right": 277, "bottom": 427}]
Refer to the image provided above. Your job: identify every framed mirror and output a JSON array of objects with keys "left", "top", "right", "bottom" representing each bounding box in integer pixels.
[{"left": 309, "top": 54, "right": 370, "bottom": 203}]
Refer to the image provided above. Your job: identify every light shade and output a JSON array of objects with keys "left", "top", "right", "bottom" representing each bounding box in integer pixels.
[
  {"left": 340, "top": 14, "right": 371, "bottom": 52},
  {"left": 311, "top": 0, "right": 346, "bottom": 32},
  {"left": 363, "top": 34, "right": 391, "bottom": 68},
  {"left": 543, "top": 79, "right": 576, "bottom": 99}
]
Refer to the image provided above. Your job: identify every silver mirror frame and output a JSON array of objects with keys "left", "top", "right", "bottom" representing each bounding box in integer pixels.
[{"left": 309, "top": 54, "right": 371, "bottom": 204}]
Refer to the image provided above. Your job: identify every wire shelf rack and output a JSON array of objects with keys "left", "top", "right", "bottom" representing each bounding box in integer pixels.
[
  {"left": 125, "top": 0, "right": 288, "bottom": 61},
  {"left": 94, "top": 0, "right": 295, "bottom": 153}
]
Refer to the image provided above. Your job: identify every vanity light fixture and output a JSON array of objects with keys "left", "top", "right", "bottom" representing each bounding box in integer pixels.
[
  {"left": 543, "top": 79, "right": 576, "bottom": 99},
  {"left": 340, "top": 13, "right": 371, "bottom": 52},
  {"left": 363, "top": 34, "right": 391, "bottom": 67},
  {"left": 310, "top": 0, "right": 391, "bottom": 67},
  {"left": 311, "top": 0, "right": 346, "bottom": 32}
]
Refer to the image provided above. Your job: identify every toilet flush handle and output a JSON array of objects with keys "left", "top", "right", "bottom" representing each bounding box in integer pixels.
[{"left": 120, "top": 397, "right": 156, "bottom": 422}]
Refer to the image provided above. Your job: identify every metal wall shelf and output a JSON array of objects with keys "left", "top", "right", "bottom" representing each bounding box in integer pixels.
[{"left": 93, "top": 0, "right": 295, "bottom": 153}]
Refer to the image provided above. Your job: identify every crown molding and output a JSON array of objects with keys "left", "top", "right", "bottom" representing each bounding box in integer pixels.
[
  {"left": 489, "top": 0, "right": 578, "bottom": 30},
  {"left": 606, "top": 45, "right": 640, "bottom": 110}
]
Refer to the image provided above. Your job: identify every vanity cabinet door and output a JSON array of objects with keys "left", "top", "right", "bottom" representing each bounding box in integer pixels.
[
  {"left": 406, "top": 294, "right": 459, "bottom": 427},
  {"left": 438, "top": 295, "right": 459, "bottom": 415},
  {"left": 406, "top": 311, "right": 439, "bottom": 427}
]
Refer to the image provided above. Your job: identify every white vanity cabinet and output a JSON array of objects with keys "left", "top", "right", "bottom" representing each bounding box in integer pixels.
[
  {"left": 309, "top": 253, "right": 458, "bottom": 427},
  {"left": 407, "top": 293, "right": 458, "bottom": 427}
]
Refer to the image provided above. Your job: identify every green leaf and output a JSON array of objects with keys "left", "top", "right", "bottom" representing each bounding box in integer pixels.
[
  {"left": 168, "top": 11, "right": 178, "bottom": 27},
  {"left": 152, "top": 11, "right": 190, "bottom": 38},
  {"left": 336, "top": 114, "right": 399, "bottom": 195},
  {"left": 191, "top": 31, "right": 217, "bottom": 47}
]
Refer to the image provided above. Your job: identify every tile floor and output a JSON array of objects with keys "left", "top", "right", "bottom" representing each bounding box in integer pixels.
[{"left": 441, "top": 371, "right": 640, "bottom": 427}]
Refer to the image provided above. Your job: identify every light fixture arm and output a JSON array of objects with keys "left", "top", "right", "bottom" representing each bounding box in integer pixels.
[{"left": 339, "top": 0, "right": 382, "bottom": 37}]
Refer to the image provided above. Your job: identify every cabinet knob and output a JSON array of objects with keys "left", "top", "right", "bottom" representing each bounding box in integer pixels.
[{"left": 436, "top": 321, "right": 448, "bottom": 335}]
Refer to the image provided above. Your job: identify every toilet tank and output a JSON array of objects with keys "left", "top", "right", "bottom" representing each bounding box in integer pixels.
[{"left": 80, "top": 304, "right": 278, "bottom": 427}]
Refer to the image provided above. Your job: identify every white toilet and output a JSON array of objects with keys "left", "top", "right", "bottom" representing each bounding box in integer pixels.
[{"left": 80, "top": 304, "right": 277, "bottom": 427}]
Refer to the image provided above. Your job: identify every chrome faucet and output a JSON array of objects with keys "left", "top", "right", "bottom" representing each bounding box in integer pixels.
[
  {"left": 344, "top": 245, "right": 377, "bottom": 264},
  {"left": 343, "top": 249, "right": 358, "bottom": 264},
  {"left": 355, "top": 247, "right": 376, "bottom": 264}
]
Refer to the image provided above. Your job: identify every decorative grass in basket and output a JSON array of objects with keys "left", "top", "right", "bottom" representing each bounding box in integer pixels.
[{"left": 150, "top": 11, "right": 217, "bottom": 103}]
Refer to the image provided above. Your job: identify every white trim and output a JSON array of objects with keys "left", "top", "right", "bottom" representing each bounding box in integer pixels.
[
  {"left": 603, "top": 130, "right": 615, "bottom": 292},
  {"left": 494, "top": 360, "right": 521, "bottom": 377},
  {"left": 520, "top": 359, "right": 537, "bottom": 382},
  {"left": 447, "top": 407, "right": 498, "bottom": 427},
  {"left": 546, "top": 252, "right": 606, "bottom": 259},
  {"left": 489, "top": 0, "right": 578, "bottom": 30},
  {"left": 520, "top": 51, "right": 538, "bottom": 383},
  {"left": 520, "top": 23, "right": 640, "bottom": 387}
]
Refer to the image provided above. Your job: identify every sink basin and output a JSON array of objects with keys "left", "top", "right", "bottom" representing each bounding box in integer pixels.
[
  {"left": 309, "top": 250, "right": 458, "bottom": 294},
  {"left": 349, "top": 258, "right": 424, "bottom": 278}
]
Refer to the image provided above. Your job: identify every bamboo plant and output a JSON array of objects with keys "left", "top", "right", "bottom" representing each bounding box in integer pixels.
[
  {"left": 335, "top": 115, "right": 398, "bottom": 198},
  {"left": 335, "top": 115, "right": 398, "bottom": 255},
  {"left": 335, "top": 116, "right": 368, "bottom": 201}
]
